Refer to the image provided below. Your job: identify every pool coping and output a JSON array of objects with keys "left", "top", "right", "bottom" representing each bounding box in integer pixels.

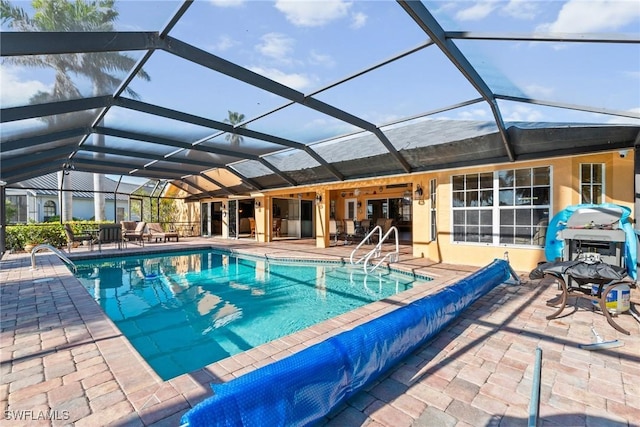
[
  {"left": 87, "top": 244, "right": 472, "bottom": 423},
  {"left": 5, "top": 238, "right": 637, "bottom": 426},
  {"left": 135, "top": 248, "right": 472, "bottom": 425},
  {"left": 1, "top": 239, "right": 475, "bottom": 425}
]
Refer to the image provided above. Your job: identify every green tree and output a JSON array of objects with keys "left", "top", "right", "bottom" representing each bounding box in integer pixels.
[
  {"left": 1, "top": 0, "right": 149, "bottom": 103},
  {"left": 1, "top": 0, "right": 150, "bottom": 221},
  {"left": 224, "top": 110, "right": 245, "bottom": 147}
]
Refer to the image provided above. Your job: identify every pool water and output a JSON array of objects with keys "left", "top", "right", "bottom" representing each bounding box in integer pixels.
[{"left": 73, "top": 249, "right": 431, "bottom": 380}]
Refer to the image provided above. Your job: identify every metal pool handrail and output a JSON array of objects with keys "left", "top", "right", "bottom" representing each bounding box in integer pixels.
[
  {"left": 30, "top": 244, "right": 77, "bottom": 273},
  {"left": 350, "top": 225, "right": 383, "bottom": 265},
  {"left": 363, "top": 226, "right": 400, "bottom": 275}
]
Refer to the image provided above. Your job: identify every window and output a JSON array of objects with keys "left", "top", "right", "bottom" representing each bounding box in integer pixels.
[
  {"left": 429, "top": 179, "right": 437, "bottom": 241},
  {"left": 6, "top": 195, "right": 27, "bottom": 223},
  {"left": 390, "top": 197, "right": 410, "bottom": 223},
  {"left": 498, "top": 167, "right": 550, "bottom": 246},
  {"left": 452, "top": 172, "right": 494, "bottom": 243},
  {"left": 580, "top": 163, "right": 604, "bottom": 204},
  {"left": 452, "top": 167, "right": 551, "bottom": 246},
  {"left": 366, "top": 198, "right": 410, "bottom": 225},
  {"left": 345, "top": 199, "right": 357, "bottom": 219},
  {"left": 43, "top": 200, "right": 56, "bottom": 221}
]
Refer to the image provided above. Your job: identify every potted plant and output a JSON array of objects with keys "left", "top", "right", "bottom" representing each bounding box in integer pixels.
[
  {"left": 24, "top": 239, "right": 41, "bottom": 252},
  {"left": 22, "top": 226, "right": 43, "bottom": 252}
]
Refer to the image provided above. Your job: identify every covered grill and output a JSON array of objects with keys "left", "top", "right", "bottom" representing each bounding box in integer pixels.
[
  {"left": 533, "top": 206, "right": 636, "bottom": 335},
  {"left": 559, "top": 206, "right": 627, "bottom": 268}
]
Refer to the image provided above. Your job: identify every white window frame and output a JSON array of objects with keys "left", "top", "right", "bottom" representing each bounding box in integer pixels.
[
  {"left": 451, "top": 172, "right": 494, "bottom": 244},
  {"left": 344, "top": 198, "right": 357, "bottom": 220},
  {"left": 451, "top": 166, "right": 552, "bottom": 247},
  {"left": 496, "top": 167, "right": 552, "bottom": 247},
  {"left": 580, "top": 163, "right": 605, "bottom": 204}
]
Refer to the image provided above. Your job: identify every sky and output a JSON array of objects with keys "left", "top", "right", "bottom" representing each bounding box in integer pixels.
[{"left": 1, "top": 0, "right": 640, "bottom": 147}]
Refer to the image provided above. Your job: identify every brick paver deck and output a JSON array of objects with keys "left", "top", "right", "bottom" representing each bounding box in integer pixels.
[{"left": 1, "top": 238, "right": 639, "bottom": 426}]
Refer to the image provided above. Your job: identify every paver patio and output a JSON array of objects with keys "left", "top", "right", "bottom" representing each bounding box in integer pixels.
[{"left": 1, "top": 237, "right": 639, "bottom": 426}]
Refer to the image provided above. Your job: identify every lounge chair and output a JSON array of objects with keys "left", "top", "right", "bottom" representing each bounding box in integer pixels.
[
  {"left": 123, "top": 221, "right": 146, "bottom": 246},
  {"left": 146, "top": 222, "right": 179, "bottom": 243},
  {"left": 121, "top": 221, "right": 136, "bottom": 235}
]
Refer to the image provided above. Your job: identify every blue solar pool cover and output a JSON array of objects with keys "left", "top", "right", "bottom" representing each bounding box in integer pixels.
[{"left": 181, "top": 259, "right": 511, "bottom": 427}]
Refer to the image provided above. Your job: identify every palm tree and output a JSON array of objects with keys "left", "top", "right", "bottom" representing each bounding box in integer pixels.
[
  {"left": 1, "top": 0, "right": 150, "bottom": 221},
  {"left": 224, "top": 110, "right": 245, "bottom": 147}
]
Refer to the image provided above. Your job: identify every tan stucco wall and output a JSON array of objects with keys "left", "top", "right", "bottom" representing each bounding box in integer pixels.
[
  {"left": 184, "top": 149, "right": 634, "bottom": 274},
  {"left": 412, "top": 150, "right": 634, "bottom": 272}
]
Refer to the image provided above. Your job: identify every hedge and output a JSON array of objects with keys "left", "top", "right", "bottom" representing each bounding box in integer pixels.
[{"left": 6, "top": 222, "right": 110, "bottom": 252}]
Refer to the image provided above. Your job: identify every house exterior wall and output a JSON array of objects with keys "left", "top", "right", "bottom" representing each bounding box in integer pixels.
[
  {"left": 412, "top": 150, "right": 634, "bottom": 272},
  {"left": 193, "top": 149, "right": 634, "bottom": 275}
]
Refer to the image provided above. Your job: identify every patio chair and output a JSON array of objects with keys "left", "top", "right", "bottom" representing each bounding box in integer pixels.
[
  {"left": 97, "top": 224, "right": 123, "bottom": 251},
  {"left": 124, "top": 221, "right": 146, "bottom": 246},
  {"left": 357, "top": 219, "right": 372, "bottom": 243},
  {"left": 329, "top": 220, "right": 343, "bottom": 245},
  {"left": 64, "top": 224, "right": 92, "bottom": 252},
  {"left": 383, "top": 218, "right": 394, "bottom": 234},
  {"left": 344, "top": 220, "right": 356, "bottom": 245}
]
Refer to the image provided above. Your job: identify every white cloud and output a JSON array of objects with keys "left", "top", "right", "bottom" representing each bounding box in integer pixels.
[
  {"left": 455, "top": 0, "right": 500, "bottom": 21},
  {"left": 350, "top": 12, "right": 367, "bottom": 29},
  {"left": 275, "top": 0, "right": 351, "bottom": 27},
  {"left": 623, "top": 70, "right": 640, "bottom": 80},
  {"left": 249, "top": 66, "right": 313, "bottom": 90},
  {"left": 502, "top": 104, "right": 545, "bottom": 122},
  {"left": 212, "top": 35, "right": 238, "bottom": 52},
  {"left": 208, "top": 0, "right": 244, "bottom": 7},
  {"left": 502, "top": 0, "right": 539, "bottom": 20},
  {"left": 606, "top": 107, "right": 640, "bottom": 125},
  {"left": 523, "top": 83, "right": 555, "bottom": 99},
  {"left": 457, "top": 109, "right": 489, "bottom": 120},
  {"left": 537, "top": 0, "right": 640, "bottom": 32},
  {"left": 0, "top": 66, "right": 49, "bottom": 107},
  {"left": 256, "top": 33, "right": 295, "bottom": 62},
  {"left": 308, "top": 50, "right": 335, "bottom": 67}
]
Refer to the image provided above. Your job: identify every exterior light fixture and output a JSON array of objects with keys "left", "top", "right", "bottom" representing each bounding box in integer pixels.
[
  {"left": 255, "top": 200, "right": 261, "bottom": 208},
  {"left": 315, "top": 194, "right": 323, "bottom": 206},
  {"left": 414, "top": 184, "right": 424, "bottom": 200}
]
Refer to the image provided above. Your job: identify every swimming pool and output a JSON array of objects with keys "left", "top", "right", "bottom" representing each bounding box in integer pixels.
[{"left": 73, "top": 249, "right": 432, "bottom": 380}]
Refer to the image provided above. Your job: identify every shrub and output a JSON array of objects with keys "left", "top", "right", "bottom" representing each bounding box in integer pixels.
[{"left": 6, "top": 221, "right": 107, "bottom": 251}]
